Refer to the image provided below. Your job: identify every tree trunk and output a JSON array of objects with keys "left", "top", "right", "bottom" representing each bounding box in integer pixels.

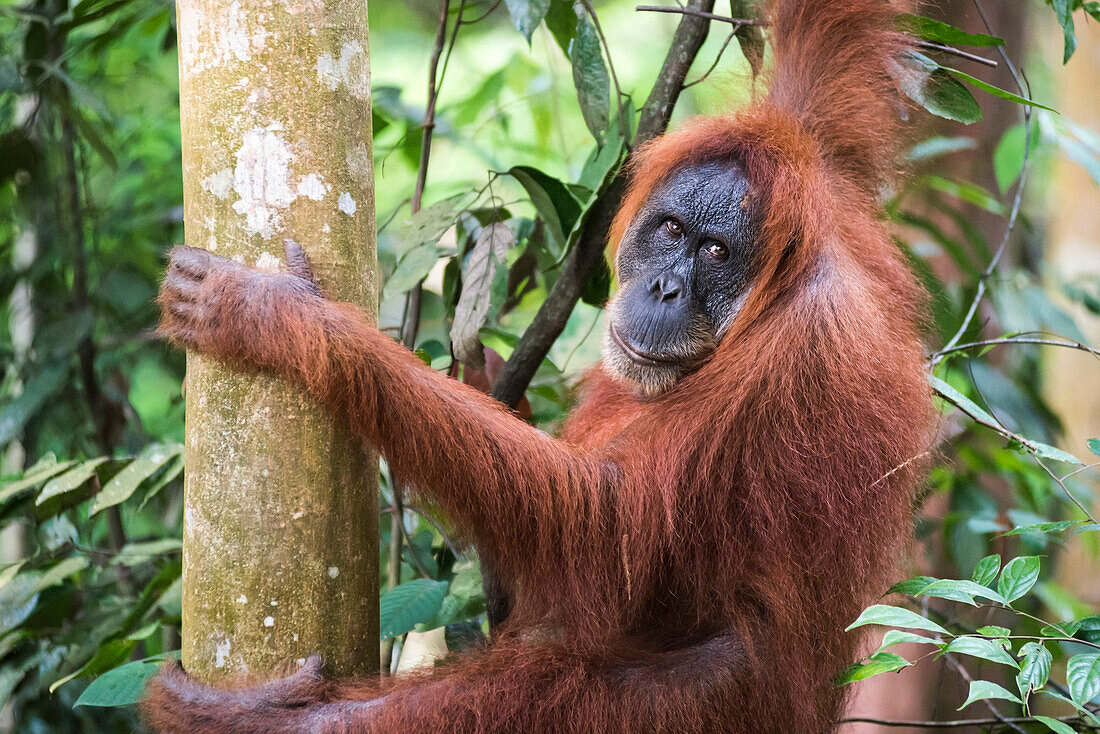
[{"left": 175, "top": 0, "right": 378, "bottom": 681}]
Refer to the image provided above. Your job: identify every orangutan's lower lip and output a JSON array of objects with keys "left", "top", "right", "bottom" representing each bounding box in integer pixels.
[{"left": 609, "top": 324, "right": 679, "bottom": 367}]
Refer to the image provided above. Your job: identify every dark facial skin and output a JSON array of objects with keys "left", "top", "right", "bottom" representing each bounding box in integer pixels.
[{"left": 604, "top": 162, "right": 756, "bottom": 394}]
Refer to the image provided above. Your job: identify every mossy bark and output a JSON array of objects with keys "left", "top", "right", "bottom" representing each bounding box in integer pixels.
[{"left": 175, "top": 0, "right": 378, "bottom": 681}]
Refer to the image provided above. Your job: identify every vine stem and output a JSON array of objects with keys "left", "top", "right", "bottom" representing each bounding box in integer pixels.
[
  {"left": 385, "top": 0, "right": 456, "bottom": 674},
  {"left": 939, "top": 0, "right": 1035, "bottom": 354}
]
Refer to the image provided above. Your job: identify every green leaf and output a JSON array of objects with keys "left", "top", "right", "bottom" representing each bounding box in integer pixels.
[
  {"left": 1034, "top": 716, "right": 1077, "bottom": 734},
  {"left": 873, "top": 629, "right": 941, "bottom": 656},
  {"left": 888, "top": 575, "right": 938, "bottom": 595},
  {"left": 891, "top": 51, "right": 982, "bottom": 124},
  {"left": 503, "top": 0, "right": 551, "bottom": 43},
  {"left": 923, "top": 175, "right": 1006, "bottom": 215},
  {"left": 917, "top": 579, "right": 1007, "bottom": 606},
  {"left": 577, "top": 120, "right": 627, "bottom": 193},
  {"left": 111, "top": 539, "right": 183, "bottom": 567},
  {"left": 1041, "top": 621, "right": 1081, "bottom": 638},
  {"left": 1024, "top": 440, "right": 1082, "bottom": 465},
  {"left": 958, "top": 680, "right": 1023, "bottom": 710},
  {"left": 905, "top": 136, "right": 977, "bottom": 163},
  {"left": 1067, "top": 653, "right": 1100, "bottom": 705},
  {"left": 945, "top": 66, "right": 1058, "bottom": 113},
  {"left": 36, "top": 458, "right": 109, "bottom": 506},
  {"left": 570, "top": 6, "right": 610, "bottom": 141},
  {"left": 395, "top": 194, "right": 464, "bottom": 260},
  {"left": 51, "top": 639, "right": 138, "bottom": 693},
  {"left": 1043, "top": 691, "right": 1100, "bottom": 726},
  {"left": 35, "top": 557, "right": 89, "bottom": 591},
  {"left": 91, "top": 444, "right": 182, "bottom": 516},
  {"left": 997, "top": 556, "right": 1041, "bottom": 603},
  {"left": 1052, "top": 0, "right": 1077, "bottom": 64},
  {"left": 845, "top": 604, "right": 950, "bottom": 636},
  {"left": 431, "top": 559, "right": 486, "bottom": 628},
  {"left": 977, "top": 626, "right": 1011, "bottom": 638},
  {"left": 0, "top": 363, "right": 68, "bottom": 446},
  {"left": 544, "top": 0, "right": 577, "bottom": 56},
  {"left": 0, "top": 454, "right": 75, "bottom": 504},
  {"left": 897, "top": 14, "right": 1004, "bottom": 46},
  {"left": 383, "top": 244, "right": 440, "bottom": 301},
  {"left": 1076, "top": 615, "right": 1100, "bottom": 644},
  {"left": 837, "top": 651, "right": 911, "bottom": 684},
  {"left": 74, "top": 659, "right": 163, "bottom": 707},
  {"left": 730, "top": 0, "right": 765, "bottom": 76},
  {"left": 0, "top": 574, "right": 40, "bottom": 637},
  {"left": 999, "top": 521, "right": 1078, "bottom": 538},
  {"left": 1088, "top": 438, "right": 1100, "bottom": 457},
  {"left": 931, "top": 375, "right": 998, "bottom": 426},
  {"left": 993, "top": 124, "right": 1033, "bottom": 194},
  {"left": 947, "top": 636, "right": 1019, "bottom": 669},
  {"left": 508, "top": 166, "right": 583, "bottom": 259},
  {"left": 971, "top": 554, "right": 1001, "bottom": 586},
  {"left": 379, "top": 579, "right": 449, "bottom": 640}
]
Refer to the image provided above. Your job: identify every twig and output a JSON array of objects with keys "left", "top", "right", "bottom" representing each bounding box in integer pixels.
[
  {"left": 1061, "top": 460, "right": 1100, "bottom": 482},
  {"left": 1035, "top": 456, "right": 1100, "bottom": 525},
  {"left": 399, "top": 0, "right": 455, "bottom": 350},
  {"left": 931, "top": 335, "right": 1100, "bottom": 366},
  {"left": 492, "top": 0, "right": 719, "bottom": 409},
  {"left": 916, "top": 40, "right": 997, "bottom": 68},
  {"left": 979, "top": 634, "right": 1100, "bottom": 653},
  {"left": 940, "top": 1, "right": 1033, "bottom": 354},
  {"left": 458, "top": 0, "right": 500, "bottom": 25},
  {"left": 386, "top": 0, "right": 455, "bottom": 674},
  {"left": 635, "top": 4, "right": 758, "bottom": 26},
  {"left": 944, "top": 651, "right": 1027, "bottom": 734},
  {"left": 935, "top": 379, "right": 1100, "bottom": 525},
  {"left": 838, "top": 714, "right": 1099, "bottom": 729},
  {"left": 683, "top": 25, "right": 740, "bottom": 89}
]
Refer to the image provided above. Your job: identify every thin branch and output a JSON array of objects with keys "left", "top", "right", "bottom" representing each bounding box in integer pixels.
[
  {"left": 916, "top": 39, "right": 997, "bottom": 68},
  {"left": 839, "top": 714, "right": 1099, "bottom": 729},
  {"left": 492, "top": 0, "right": 719, "bottom": 409},
  {"left": 634, "top": 5, "right": 759, "bottom": 26},
  {"left": 935, "top": 382, "right": 1100, "bottom": 524},
  {"left": 980, "top": 634, "right": 1100, "bottom": 653},
  {"left": 458, "top": 0, "right": 500, "bottom": 25},
  {"left": 931, "top": 335, "right": 1100, "bottom": 366},
  {"left": 944, "top": 651, "right": 1027, "bottom": 734},
  {"left": 1035, "top": 456, "right": 1100, "bottom": 525},
  {"left": 1061, "top": 460, "right": 1100, "bottom": 482},
  {"left": 684, "top": 25, "right": 740, "bottom": 89},
  {"left": 386, "top": 0, "right": 454, "bottom": 674},
  {"left": 940, "top": 1, "right": 1033, "bottom": 353},
  {"left": 399, "top": 0, "right": 455, "bottom": 350}
]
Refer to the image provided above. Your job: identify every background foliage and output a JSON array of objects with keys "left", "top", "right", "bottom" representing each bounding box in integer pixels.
[{"left": 1, "top": 0, "right": 1099, "bottom": 731}]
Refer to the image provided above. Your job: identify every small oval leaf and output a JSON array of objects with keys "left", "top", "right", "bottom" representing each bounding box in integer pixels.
[
  {"left": 846, "top": 604, "right": 950, "bottom": 636},
  {"left": 1067, "top": 653, "right": 1100, "bottom": 705},
  {"left": 997, "top": 556, "right": 1041, "bottom": 603}
]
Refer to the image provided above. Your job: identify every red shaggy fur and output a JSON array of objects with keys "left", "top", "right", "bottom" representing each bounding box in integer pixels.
[{"left": 145, "top": 0, "right": 933, "bottom": 731}]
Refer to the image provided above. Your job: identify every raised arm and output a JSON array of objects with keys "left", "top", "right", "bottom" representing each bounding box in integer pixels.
[{"left": 158, "top": 244, "right": 612, "bottom": 565}]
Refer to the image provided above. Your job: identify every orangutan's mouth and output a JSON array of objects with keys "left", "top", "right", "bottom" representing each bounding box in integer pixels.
[{"left": 609, "top": 323, "right": 681, "bottom": 367}]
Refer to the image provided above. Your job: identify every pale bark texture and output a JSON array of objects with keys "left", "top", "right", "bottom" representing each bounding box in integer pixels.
[{"left": 174, "top": 0, "right": 378, "bottom": 681}]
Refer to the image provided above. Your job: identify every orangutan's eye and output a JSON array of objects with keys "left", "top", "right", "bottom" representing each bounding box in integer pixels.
[{"left": 701, "top": 240, "right": 729, "bottom": 262}]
